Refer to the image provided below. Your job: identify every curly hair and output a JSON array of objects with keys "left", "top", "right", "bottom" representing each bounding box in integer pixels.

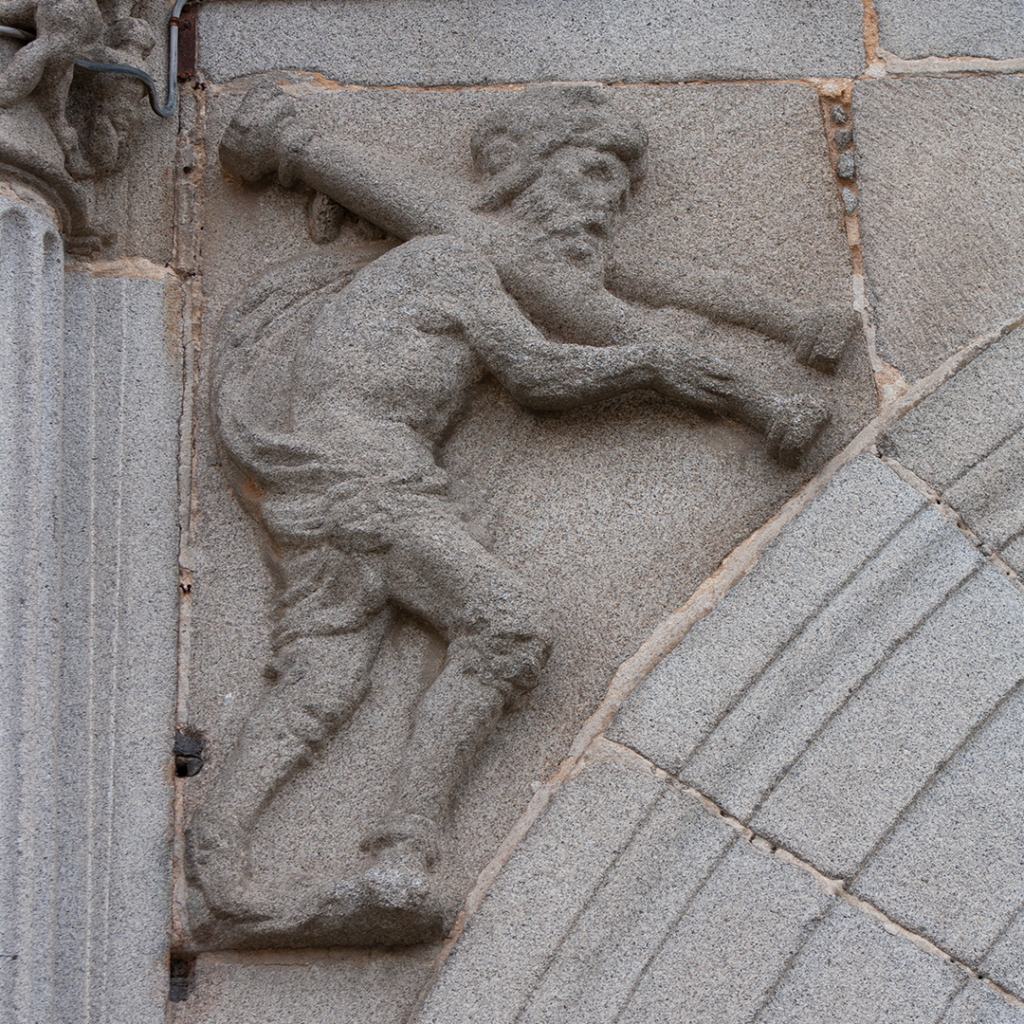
[{"left": 470, "top": 85, "right": 648, "bottom": 211}]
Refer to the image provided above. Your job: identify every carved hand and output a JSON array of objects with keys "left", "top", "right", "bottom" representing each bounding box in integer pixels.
[
  {"left": 219, "top": 80, "right": 308, "bottom": 185},
  {"left": 645, "top": 334, "right": 830, "bottom": 467},
  {"left": 644, "top": 336, "right": 738, "bottom": 404},
  {"left": 791, "top": 302, "right": 864, "bottom": 374}
]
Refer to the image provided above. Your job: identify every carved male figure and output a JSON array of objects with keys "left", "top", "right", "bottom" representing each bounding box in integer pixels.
[{"left": 190, "top": 82, "right": 856, "bottom": 944}]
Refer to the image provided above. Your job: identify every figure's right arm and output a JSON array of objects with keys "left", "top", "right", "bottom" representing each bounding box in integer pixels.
[{"left": 219, "top": 81, "right": 496, "bottom": 250}]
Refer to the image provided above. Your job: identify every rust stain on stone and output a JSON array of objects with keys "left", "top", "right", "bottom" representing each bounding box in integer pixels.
[{"left": 861, "top": 0, "right": 882, "bottom": 68}]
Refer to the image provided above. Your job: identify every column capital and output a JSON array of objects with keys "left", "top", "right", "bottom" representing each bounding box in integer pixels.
[{"left": 0, "top": 15, "right": 161, "bottom": 250}]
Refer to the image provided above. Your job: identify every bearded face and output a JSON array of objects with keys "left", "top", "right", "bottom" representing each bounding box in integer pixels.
[{"left": 508, "top": 145, "right": 632, "bottom": 267}]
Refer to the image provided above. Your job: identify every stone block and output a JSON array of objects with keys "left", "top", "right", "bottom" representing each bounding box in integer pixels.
[
  {"left": 61, "top": 270, "right": 182, "bottom": 1021},
  {"left": 938, "top": 983, "right": 1024, "bottom": 1024},
  {"left": 199, "top": 0, "right": 866, "bottom": 86},
  {"left": 515, "top": 786, "right": 735, "bottom": 1024},
  {"left": 609, "top": 455, "right": 928, "bottom": 779},
  {"left": 415, "top": 765, "right": 840, "bottom": 1024},
  {"left": 880, "top": 326, "right": 1024, "bottom": 573},
  {"left": 185, "top": 76, "right": 873, "bottom": 954},
  {"left": 874, "top": 0, "right": 1024, "bottom": 60},
  {"left": 611, "top": 450, "right": 1024, "bottom": 902},
  {"left": 850, "top": 683, "right": 1024, "bottom": 970},
  {"left": 173, "top": 954, "right": 438, "bottom": 1024},
  {"left": 681, "top": 500, "right": 981, "bottom": 820},
  {"left": 854, "top": 76, "right": 1024, "bottom": 380},
  {"left": 752, "top": 548, "right": 1024, "bottom": 879},
  {"left": 612, "top": 841, "right": 833, "bottom": 1024},
  {"left": 414, "top": 763, "right": 669, "bottom": 1024},
  {"left": 0, "top": 194, "right": 67, "bottom": 1024},
  {"left": 756, "top": 903, "right": 965, "bottom": 1023}
]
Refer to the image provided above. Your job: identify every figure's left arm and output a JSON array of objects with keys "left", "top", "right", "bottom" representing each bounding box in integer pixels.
[
  {"left": 465, "top": 277, "right": 742, "bottom": 414},
  {"left": 604, "top": 261, "right": 862, "bottom": 375}
]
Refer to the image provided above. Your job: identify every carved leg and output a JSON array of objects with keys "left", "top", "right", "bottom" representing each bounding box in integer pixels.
[
  {"left": 353, "top": 660, "right": 509, "bottom": 911},
  {"left": 186, "top": 612, "right": 391, "bottom": 918},
  {"left": 356, "top": 507, "right": 552, "bottom": 905}
]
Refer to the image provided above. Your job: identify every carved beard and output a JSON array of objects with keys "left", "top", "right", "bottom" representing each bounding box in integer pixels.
[{"left": 508, "top": 181, "right": 615, "bottom": 271}]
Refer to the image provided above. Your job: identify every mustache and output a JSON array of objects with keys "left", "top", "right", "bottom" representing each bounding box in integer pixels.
[{"left": 510, "top": 188, "right": 613, "bottom": 239}]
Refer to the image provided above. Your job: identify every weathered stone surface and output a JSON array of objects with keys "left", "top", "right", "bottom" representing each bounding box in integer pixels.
[
  {"left": 199, "top": 0, "right": 866, "bottom": 86},
  {"left": 939, "top": 983, "right": 1024, "bottom": 1024},
  {"left": 415, "top": 764, "right": 835, "bottom": 1024},
  {"left": 854, "top": 76, "right": 1024, "bottom": 380},
  {"left": 751, "top": 562, "right": 1024, "bottom": 879},
  {"left": 414, "top": 762, "right": 987, "bottom": 1024},
  {"left": 173, "top": 953, "right": 438, "bottom": 1024},
  {"left": 189, "top": 80, "right": 854, "bottom": 947},
  {"left": 881, "top": 326, "right": 1024, "bottom": 574},
  {"left": 850, "top": 682, "right": 1024, "bottom": 971},
  {"left": 874, "top": 0, "right": 1024, "bottom": 60},
  {"left": 609, "top": 455, "right": 928, "bottom": 778},
  {"left": 756, "top": 903, "right": 965, "bottom": 1024},
  {"left": 983, "top": 910, "right": 1024, "bottom": 1002},
  {"left": 184, "top": 76, "right": 871, "bottom": 954},
  {"left": 1, "top": 191, "right": 181, "bottom": 1024},
  {"left": 612, "top": 451, "right": 1024, "bottom": 913}
]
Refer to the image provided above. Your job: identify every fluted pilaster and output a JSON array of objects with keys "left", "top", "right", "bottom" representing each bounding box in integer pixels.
[{"left": 0, "top": 192, "right": 181, "bottom": 1024}]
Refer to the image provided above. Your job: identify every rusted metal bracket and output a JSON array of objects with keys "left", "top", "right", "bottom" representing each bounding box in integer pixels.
[{"left": 176, "top": 2, "right": 199, "bottom": 80}]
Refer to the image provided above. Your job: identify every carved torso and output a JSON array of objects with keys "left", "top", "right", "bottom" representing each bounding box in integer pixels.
[{"left": 292, "top": 235, "right": 493, "bottom": 451}]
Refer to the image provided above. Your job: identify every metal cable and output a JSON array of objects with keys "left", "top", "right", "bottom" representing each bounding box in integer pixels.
[
  {"left": 0, "top": 0, "right": 192, "bottom": 117},
  {"left": 0, "top": 25, "right": 33, "bottom": 41}
]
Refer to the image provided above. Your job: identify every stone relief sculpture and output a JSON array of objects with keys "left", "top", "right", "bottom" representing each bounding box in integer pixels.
[
  {"left": 0, "top": 0, "right": 173, "bottom": 251},
  {"left": 187, "top": 81, "right": 862, "bottom": 948},
  {"left": 0, "top": 0, "right": 155, "bottom": 177}
]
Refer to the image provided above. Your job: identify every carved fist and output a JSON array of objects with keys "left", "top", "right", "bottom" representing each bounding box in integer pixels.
[
  {"left": 219, "top": 80, "right": 303, "bottom": 184},
  {"left": 765, "top": 396, "right": 831, "bottom": 469},
  {"left": 792, "top": 303, "right": 864, "bottom": 374}
]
